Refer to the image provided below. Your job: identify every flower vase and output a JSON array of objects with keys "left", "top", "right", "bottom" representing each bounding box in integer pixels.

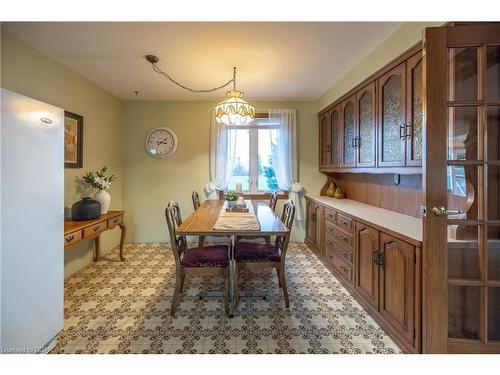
[
  {"left": 94, "top": 190, "right": 111, "bottom": 214},
  {"left": 326, "top": 182, "right": 335, "bottom": 197}
]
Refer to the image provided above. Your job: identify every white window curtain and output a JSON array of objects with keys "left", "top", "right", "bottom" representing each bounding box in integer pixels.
[
  {"left": 206, "top": 111, "right": 238, "bottom": 199},
  {"left": 206, "top": 108, "right": 304, "bottom": 222},
  {"left": 269, "top": 109, "right": 304, "bottom": 222}
]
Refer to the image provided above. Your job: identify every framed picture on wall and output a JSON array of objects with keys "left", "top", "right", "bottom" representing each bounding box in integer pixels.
[{"left": 64, "top": 111, "right": 83, "bottom": 168}]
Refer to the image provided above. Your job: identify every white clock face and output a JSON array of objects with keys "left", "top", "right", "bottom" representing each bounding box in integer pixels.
[{"left": 145, "top": 127, "right": 178, "bottom": 158}]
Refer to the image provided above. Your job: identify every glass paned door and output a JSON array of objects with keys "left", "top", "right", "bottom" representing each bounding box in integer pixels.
[
  {"left": 356, "top": 82, "right": 376, "bottom": 167},
  {"left": 342, "top": 96, "right": 356, "bottom": 168},
  {"left": 331, "top": 107, "right": 340, "bottom": 168},
  {"left": 424, "top": 24, "right": 500, "bottom": 354},
  {"left": 378, "top": 63, "right": 406, "bottom": 167},
  {"left": 406, "top": 53, "right": 423, "bottom": 166}
]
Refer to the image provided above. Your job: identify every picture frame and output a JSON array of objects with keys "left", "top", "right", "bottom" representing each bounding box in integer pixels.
[{"left": 64, "top": 111, "right": 83, "bottom": 168}]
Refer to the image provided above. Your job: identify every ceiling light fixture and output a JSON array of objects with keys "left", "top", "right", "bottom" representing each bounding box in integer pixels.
[{"left": 145, "top": 55, "right": 255, "bottom": 126}]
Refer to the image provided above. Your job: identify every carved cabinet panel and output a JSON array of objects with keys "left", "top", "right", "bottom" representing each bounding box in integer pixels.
[
  {"left": 406, "top": 53, "right": 423, "bottom": 166},
  {"left": 379, "top": 232, "right": 416, "bottom": 345},
  {"left": 341, "top": 96, "right": 357, "bottom": 168},
  {"left": 330, "top": 107, "right": 340, "bottom": 168},
  {"left": 378, "top": 62, "right": 407, "bottom": 167},
  {"left": 356, "top": 82, "right": 376, "bottom": 167},
  {"left": 319, "top": 113, "right": 331, "bottom": 168},
  {"left": 355, "top": 222, "right": 380, "bottom": 309}
]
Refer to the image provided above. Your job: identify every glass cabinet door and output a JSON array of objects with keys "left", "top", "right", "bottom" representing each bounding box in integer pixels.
[
  {"left": 378, "top": 62, "right": 407, "bottom": 167},
  {"left": 342, "top": 96, "right": 356, "bottom": 168},
  {"left": 406, "top": 53, "right": 423, "bottom": 166},
  {"left": 330, "top": 106, "right": 340, "bottom": 168},
  {"left": 319, "top": 113, "right": 331, "bottom": 168},
  {"left": 356, "top": 82, "right": 376, "bottom": 167}
]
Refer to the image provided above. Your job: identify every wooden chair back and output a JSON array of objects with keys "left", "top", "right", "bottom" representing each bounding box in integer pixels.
[
  {"left": 165, "top": 201, "right": 187, "bottom": 268},
  {"left": 192, "top": 191, "right": 201, "bottom": 210},
  {"left": 269, "top": 191, "right": 279, "bottom": 212},
  {"left": 275, "top": 200, "right": 295, "bottom": 260}
]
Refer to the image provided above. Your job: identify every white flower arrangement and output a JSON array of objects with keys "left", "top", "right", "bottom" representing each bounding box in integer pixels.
[{"left": 82, "top": 167, "right": 116, "bottom": 191}]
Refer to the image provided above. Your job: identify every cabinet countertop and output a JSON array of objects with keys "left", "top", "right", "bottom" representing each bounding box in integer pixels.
[{"left": 306, "top": 195, "right": 423, "bottom": 244}]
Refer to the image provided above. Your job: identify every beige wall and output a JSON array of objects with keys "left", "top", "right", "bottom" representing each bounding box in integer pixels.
[
  {"left": 1, "top": 21, "right": 445, "bottom": 275},
  {"left": 122, "top": 100, "right": 324, "bottom": 243},
  {"left": 1, "top": 31, "right": 124, "bottom": 277},
  {"left": 317, "top": 22, "right": 444, "bottom": 111}
]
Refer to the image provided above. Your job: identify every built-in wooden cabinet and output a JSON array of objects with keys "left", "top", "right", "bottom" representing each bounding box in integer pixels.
[
  {"left": 341, "top": 95, "right": 356, "bottom": 168},
  {"left": 355, "top": 223, "right": 379, "bottom": 309},
  {"left": 305, "top": 196, "right": 422, "bottom": 353},
  {"left": 305, "top": 199, "right": 324, "bottom": 255},
  {"left": 378, "top": 62, "right": 407, "bottom": 167},
  {"left": 330, "top": 107, "right": 341, "bottom": 168},
  {"left": 405, "top": 53, "right": 423, "bottom": 166},
  {"left": 319, "top": 112, "right": 331, "bottom": 168},
  {"left": 379, "top": 232, "right": 417, "bottom": 346},
  {"left": 318, "top": 46, "right": 423, "bottom": 173}
]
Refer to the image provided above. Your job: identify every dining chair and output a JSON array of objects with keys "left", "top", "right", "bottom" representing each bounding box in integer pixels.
[
  {"left": 268, "top": 191, "right": 279, "bottom": 212},
  {"left": 165, "top": 201, "right": 230, "bottom": 316},
  {"left": 234, "top": 200, "right": 295, "bottom": 308},
  {"left": 191, "top": 191, "right": 205, "bottom": 247}
]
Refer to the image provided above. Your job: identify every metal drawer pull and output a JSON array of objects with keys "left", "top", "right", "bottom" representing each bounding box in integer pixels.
[
  {"left": 340, "top": 249, "right": 349, "bottom": 258},
  {"left": 93, "top": 226, "right": 100, "bottom": 232},
  {"left": 340, "top": 234, "right": 349, "bottom": 243},
  {"left": 400, "top": 124, "right": 407, "bottom": 139},
  {"left": 372, "top": 250, "right": 385, "bottom": 266},
  {"left": 340, "top": 265, "right": 348, "bottom": 273},
  {"left": 65, "top": 235, "right": 75, "bottom": 242}
]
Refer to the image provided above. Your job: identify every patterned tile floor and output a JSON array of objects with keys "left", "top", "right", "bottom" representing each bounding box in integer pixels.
[{"left": 51, "top": 242, "right": 401, "bottom": 354}]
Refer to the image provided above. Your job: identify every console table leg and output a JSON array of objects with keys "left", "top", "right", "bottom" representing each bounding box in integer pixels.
[
  {"left": 119, "top": 223, "right": 126, "bottom": 261},
  {"left": 94, "top": 236, "right": 100, "bottom": 261}
]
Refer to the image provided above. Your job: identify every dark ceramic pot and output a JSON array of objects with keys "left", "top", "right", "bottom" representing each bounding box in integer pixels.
[{"left": 71, "top": 197, "right": 101, "bottom": 221}]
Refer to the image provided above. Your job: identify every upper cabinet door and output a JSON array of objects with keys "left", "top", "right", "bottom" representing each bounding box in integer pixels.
[
  {"left": 406, "top": 53, "right": 423, "bottom": 166},
  {"left": 330, "top": 106, "right": 341, "bottom": 168},
  {"left": 319, "top": 113, "right": 331, "bottom": 168},
  {"left": 356, "top": 82, "right": 377, "bottom": 167},
  {"left": 341, "top": 95, "right": 357, "bottom": 168},
  {"left": 378, "top": 62, "right": 407, "bottom": 167}
]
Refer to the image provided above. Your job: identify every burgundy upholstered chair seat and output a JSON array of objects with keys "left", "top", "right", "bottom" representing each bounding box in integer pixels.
[
  {"left": 181, "top": 245, "right": 229, "bottom": 268},
  {"left": 234, "top": 242, "right": 281, "bottom": 263}
]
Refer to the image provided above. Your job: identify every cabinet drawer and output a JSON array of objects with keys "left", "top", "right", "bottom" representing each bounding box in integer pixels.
[
  {"left": 325, "top": 220, "right": 336, "bottom": 236},
  {"left": 336, "top": 213, "right": 353, "bottom": 233},
  {"left": 325, "top": 234, "right": 352, "bottom": 264},
  {"left": 332, "top": 255, "right": 353, "bottom": 285},
  {"left": 331, "top": 226, "right": 353, "bottom": 248},
  {"left": 83, "top": 221, "right": 108, "bottom": 238},
  {"left": 108, "top": 215, "right": 123, "bottom": 228},
  {"left": 324, "top": 208, "right": 337, "bottom": 224},
  {"left": 64, "top": 230, "right": 82, "bottom": 247}
]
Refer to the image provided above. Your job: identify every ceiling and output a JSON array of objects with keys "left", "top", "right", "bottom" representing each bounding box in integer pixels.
[{"left": 4, "top": 22, "right": 402, "bottom": 100}]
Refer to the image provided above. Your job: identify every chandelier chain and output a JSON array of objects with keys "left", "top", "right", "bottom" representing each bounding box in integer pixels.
[{"left": 150, "top": 63, "right": 236, "bottom": 94}]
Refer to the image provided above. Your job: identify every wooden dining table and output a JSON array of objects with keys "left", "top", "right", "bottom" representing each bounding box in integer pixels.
[{"left": 176, "top": 199, "right": 288, "bottom": 316}]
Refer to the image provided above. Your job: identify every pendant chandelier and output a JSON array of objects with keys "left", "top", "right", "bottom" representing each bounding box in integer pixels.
[{"left": 145, "top": 55, "right": 255, "bottom": 126}]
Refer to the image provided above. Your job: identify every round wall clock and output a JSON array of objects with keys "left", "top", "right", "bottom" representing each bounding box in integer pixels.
[{"left": 145, "top": 127, "right": 178, "bottom": 158}]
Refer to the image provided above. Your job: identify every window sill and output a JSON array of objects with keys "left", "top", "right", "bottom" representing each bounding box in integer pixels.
[{"left": 217, "top": 191, "right": 288, "bottom": 200}]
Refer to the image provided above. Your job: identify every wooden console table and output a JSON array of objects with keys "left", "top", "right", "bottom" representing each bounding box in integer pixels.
[{"left": 64, "top": 211, "right": 126, "bottom": 261}]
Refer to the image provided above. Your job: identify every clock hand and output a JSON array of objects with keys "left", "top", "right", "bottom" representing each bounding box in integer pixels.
[{"left": 156, "top": 137, "right": 170, "bottom": 145}]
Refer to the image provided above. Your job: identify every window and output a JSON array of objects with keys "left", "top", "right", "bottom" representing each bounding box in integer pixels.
[
  {"left": 227, "top": 117, "right": 280, "bottom": 193},
  {"left": 447, "top": 165, "right": 467, "bottom": 197}
]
